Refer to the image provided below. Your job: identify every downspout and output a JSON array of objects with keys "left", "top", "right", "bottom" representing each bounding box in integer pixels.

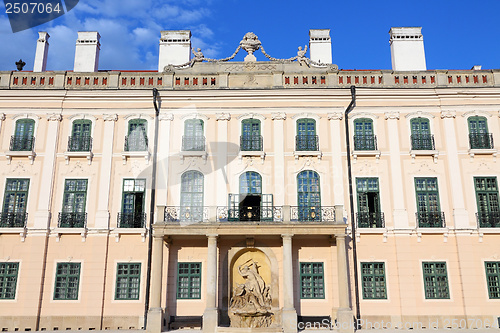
[
  {"left": 344, "top": 86, "right": 361, "bottom": 326},
  {"left": 144, "top": 88, "right": 160, "bottom": 329}
]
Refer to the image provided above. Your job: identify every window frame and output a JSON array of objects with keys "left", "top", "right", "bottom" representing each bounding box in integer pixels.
[
  {"left": 176, "top": 262, "right": 202, "bottom": 299},
  {"left": 299, "top": 262, "right": 325, "bottom": 299},
  {"left": 115, "top": 262, "right": 141, "bottom": 300},
  {"left": 53, "top": 262, "right": 81, "bottom": 301},
  {"left": 360, "top": 262, "right": 387, "bottom": 300},
  {"left": 2, "top": 178, "right": 30, "bottom": 215},
  {"left": 422, "top": 261, "right": 450, "bottom": 300},
  {"left": 484, "top": 261, "right": 500, "bottom": 299},
  {"left": 0, "top": 262, "right": 20, "bottom": 300}
]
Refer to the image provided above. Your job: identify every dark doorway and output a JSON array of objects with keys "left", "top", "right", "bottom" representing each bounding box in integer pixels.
[{"left": 239, "top": 195, "right": 261, "bottom": 221}]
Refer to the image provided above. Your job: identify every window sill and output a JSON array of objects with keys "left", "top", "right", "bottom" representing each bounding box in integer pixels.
[
  {"left": 111, "top": 228, "right": 148, "bottom": 243},
  {"left": 121, "top": 150, "right": 150, "bottom": 164},
  {"left": 416, "top": 227, "right": 449, "bottom": 243},
  {"left": 5, "top": 150, "right": 35, "bottom": 164},
  {"left": 468, "top": 148, "right": 497, "bottom": 158},
  {"left": 410, "top": 149, "right": 438, "bottom": 163},
  {"left": 64, "top": 151, "right": 93, "bottom": 165},
  {"left": 355, "top": 228, "right": 388, "bottom": 243},
  {"left": 352, "top": 150, "right": 381, "bottom": 161},
  {"left": 0, "top": 227, "right": 27, "bottom": 241},
  {"left": 293, "top": 150, "right": 322, "bottom": 160},
  {"left": 52, "top": 227, "right": 87, "bottom": 242}
]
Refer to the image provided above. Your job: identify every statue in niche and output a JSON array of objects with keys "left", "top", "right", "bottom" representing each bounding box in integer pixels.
[
  {"left": 229, "top": 259, "right": 273, "bottom": 328},
  {"left": 296, "top": 45, "right": 310, "bottom": 67}
]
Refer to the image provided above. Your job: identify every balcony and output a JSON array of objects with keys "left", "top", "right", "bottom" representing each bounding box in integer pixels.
[
  {"left": 295, "top": 135, "right": 319, "bottom": 151},
  {"left": 357, "top": 212, "right": 385, "bottom": 228},
  {"left": 354, "top": 135, "right": 377, "bottom": 151},
  {"left": 416, "top": 212, "right": 445, "bottom": 228},
  {"left": 224, "top": 206, "right": 280, "bottom": 222},
  {"left": 165, "top": 206, "right": 209, "bottom": 223},
  {"left": 469, "top": 133, "right": 494, "bottom": 149},
  {"left": 182, "top": 136, "right": 205, "bottom": 151},
  {"left": 58, "top": 212, "right": 87, "bottom": 228},
  {"left": 240, "top": 135, "right": 263, "bottom": 151},
  {"left": 6, "top": 136, "right": 36, "bottom": 164},
  {"left": 290, "top": 206, "right": 335, "bottom": 222},
  {"left": 476, "top": 212, "right": 500, "bottom": 228},
  {"left": 124, "top": 135, "right": 148, "bottom": 151},
  {"left": 411, "top": 134, "right": 435, "bottom": 150},
  {"left": 0, "top": 212, "right": 27, "bottom": 228},
  {"left": 117, "top": 212, "right": 147, "bottom": 228},
  {"left": 68, "top": 136, "right": 92, "bottom": 152}
]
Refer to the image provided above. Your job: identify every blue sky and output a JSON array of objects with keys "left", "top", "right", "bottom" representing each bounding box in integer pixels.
[{"left": 1, "top": 0, "right": 499, "bottom": 71}]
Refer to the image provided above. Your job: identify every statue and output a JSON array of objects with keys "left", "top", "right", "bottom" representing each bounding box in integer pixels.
[
  {"left": 296, "top": 46, "right": 310, "bottom": 67},
  {"left": 191, "top": 48, "right": 205, "bottom": 63}
]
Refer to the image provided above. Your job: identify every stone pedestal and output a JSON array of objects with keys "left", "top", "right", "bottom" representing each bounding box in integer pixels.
[
  {"left": 146, "top": 308, "right": 163, "bottom": 333},
  {"left": 203, "top": 308, "right": 218, "bottom": 333},
  {"left": 336, "top": 308, "right": 354, "bottom": 333},
  {"left": 282, "top": 309, "right": 298, "bottom": 333}
]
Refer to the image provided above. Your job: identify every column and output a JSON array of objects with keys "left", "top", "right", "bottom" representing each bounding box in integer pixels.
[
  {"left": 441, "top": 110, "right": 469, "bottom": 228},
  {"left": 328, "top": 113, "right": 345, "bottom": 205},
  {"left": 272, "top": 112, "right": 286, "bottom": 205},
  {"left": 203, "top": 234, "right": 218, "bottom": 333},
  {"left": 336, "top": 234, "right": 354, "bottom": 333},
  {"left": 95, "top": 114, "right": 117, "bottom": 229},
  {"left": 33, "top": 113, "right": 61, "bottom": 229},
  {"left": 156, "top": 114, "right": 173, "bottom": 207},
  {"left": 385, "top": 112, "right": 409, "bottom": 228},
  {"left": 147, "top": 235, "right": 164, "bottom": 333},
  {"left": 216, "top": 113, "right": 230, "bottom": 206},
  {"left": 282, "top": 234, "right": 297, "bottom": 333}
]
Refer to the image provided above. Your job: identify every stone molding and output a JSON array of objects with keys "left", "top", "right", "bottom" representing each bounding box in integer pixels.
[
  {"left": 384, "top": 111, "right": 400, "bottom": 120},
  {"left": 271, "top": 112, "right": 286, "bottom": 120},
  {"left": 159, "top": 113, "right": 174, "bottom": 121},
  {"left": 440, "top": 110, "right": 456, "bottom": 119},
  {"left": 47, "top": 113, "right": 62, "bottom": 121},
  {"left": 404, "top": 111, "right": 435, "bottom": 119},
  {"left": 216, "top": 113, "right": 231, "bottom": 121},
  {"left": 327, "top": 112, "right": 343, "bottom": 120},
  {"left": 103, "top": 114, "right": 118, "bottom": 122}
]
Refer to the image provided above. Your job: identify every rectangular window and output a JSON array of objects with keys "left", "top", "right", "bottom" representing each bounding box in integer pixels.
[
  {"left": 115, "top": 263, "right": 141, "bottom": 300},
  {"left": 415, "top": 177, "right": 443, "bottom": 227},
  {"left": 422, "top": 262, "right": 449, "bottom": 299},
  {"left": 361, "top": 262, "right": 387, "bottom": 299},
  {"left": 0, "top": 262, "right": 19, "bottom": 299},
  {"left": 120, "top": 179, "right": 146, "bottom": 228},
  {"left": 54, "top": 263, "right": 81, "bottom": 300},
  {"left": 60, "top": 179, "right": 88, "bottom": 228},
  {"left": 1, "top": 179, "right": 29, "bottom": 227},
  {"left": 300, "top": 262, "right": 324, "bottom": 299},
  {"left": 177, "top": 262, "right": 201, "bottom": 299},
  {"left": 485, "top": 262, "right": 500, "bottom": 299},
  {"left": 356, "top": 178, "right": 383, "bottom": 228},
  {"left": 474, "top": 177, "right": 500, "bottom": 228}
]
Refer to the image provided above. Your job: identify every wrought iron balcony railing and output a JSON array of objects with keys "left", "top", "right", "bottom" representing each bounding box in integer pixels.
[
  {"left": 10, "top": 135, "right": 35, "bottom": 152},
  {"left": 240, "top": 135, "right": 263, "bottom": 151},
  {"left": 469, "top": 133, "right": 494, "bottom": 149},
  {"left": 117, "top": 212, "right": 147, "bottom": 228},
  {"left": 416, "top": 211, "right": 445, "bottom": 228},
  {"left": 0, "top": 212, "right": 28, "bottom": 227},
  {"left": 182, "top": 136, "right": 206, "bottom": 151},
  {"left": 58, "top": 212, "right": 87, "bottom": 228},
  {"left": 223, "top": 206, "right": 280, "bottom": 222},
  {"left": 165, "top": 206, "right": 209, "bottom": 223},
  {"left": 68, "top": 136, "right": 92, "bottom": 152},
  {"left": 411, "top": 134, "right": 435, "bottom": 150},
  {"left": 290, "top": 206, "right": 335, "bottom": 222},
  {"left": 295, "top": 135, "right": 319, "bottom": 151},
  {"left": 357, "top": 212, "right": 385, "bottom": 228},
  {"left": 124, "top": 135, "right": 148, "bottom": 151},
  {"left": 354, "top": 135, "right": 377, "bottom": 151},
  {"left": 476, "top": 212, "right": 500, "bottom": 228}
]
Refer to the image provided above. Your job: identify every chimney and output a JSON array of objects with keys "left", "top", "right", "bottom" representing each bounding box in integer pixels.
[
  {"left": 389, "top": 27, "right": 426, "bottom": 71},
  {"left": 33, "top": 32, "right": 49, "bottom": 72},
  {"left": 309, "top": 29, "right": 332, "bottom": 64},
  {"left": 158, "top": 30, "right": 191, "bottom": 71},
  {"left": 74, "top": 31, "right": 100, "bottom": 72}
]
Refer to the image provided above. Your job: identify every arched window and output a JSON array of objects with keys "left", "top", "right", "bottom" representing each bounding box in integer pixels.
[
  {"left": 468, "top": 116, "right": 492, "bottom": 149},
  {"left": 410, "top": 118, "right": 434, "bottom": 150},
  {"left": 12, "top": 119, "right": 35, "bottom": 151},
  {"left": 239, "top": 171, "right": 262, "bottom": 194},
  {"left": 180, "top": 171, "right": 204, "bottom": 222},
  {"left": 125, "top": 119, "right": 148, "bottom": 151},
  {"left": 297, "top": 170, "right": 321, "bottom": 221},
  {"left": 296, "top": 118, "right": 318, "bottom": 151},
  {"left": 183, "top": 119, "right": 204, "bottom": 151},
  {"left": 69, "top": 119, "right": 92, "bottom": 152},
  {"left": 353, "top": 118, "right": 376, "bottom": 150},
  {"left": 241, "top": 119, "right": 262, "bottom": 151}
]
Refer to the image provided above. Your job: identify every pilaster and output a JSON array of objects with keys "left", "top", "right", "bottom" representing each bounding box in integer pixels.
[
  {"left": 157, "top": 113, "right": 173, "bottom": 207},
  {"left": 216, "top": 113, "right": 230, "bottom": 206},
  {"left": 272, "top": 112, "right": 286, "bottom": 205},
  {"left": 336, "top": 234, "right": 354, "bottom": 333},
  {"left": 203, "top": 234, "right": 218, "bottom": 333},
  {"left": 328, "top": 112, "right": 345, "bottom": 205},
  {"left": 147, "top": 234, "right": 164, "bottom": 333},
  {"left": 281, "top": 234, "right": 297, "bottom": 333}
]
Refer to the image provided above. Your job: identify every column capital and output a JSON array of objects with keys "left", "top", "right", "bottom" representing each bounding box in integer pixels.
[
  {"left": 46, "top": 113, "right": 62, "bottom": 121},
  {"left": 327, "top": 112, "right": 343, "bottom": 120},
  {"left": 159, "top": 113, "right": 174, "bottom": 121},
  {"left": 334, "top": 233, "right": 346, "bottom": 240},
  {"left": 103, "top": 113, "right": 118, "bottom": 122},
  {"left": 281, "top": 233, "right": 294, "bottom": 240},
  {"left": 384, "top": 111, "right": 400, "bottom": 120},
  {"left": 216, "top": 113, "right": 231, "bottom": 121},
  {"left": 271, "top": 112, "right": 286, "bottom": 120},
  {"left": 206, "top": 233, "right": 218, "bottom": 239},
  {"left": 440, "top": 110, "right": 456, "bottom": 119}
]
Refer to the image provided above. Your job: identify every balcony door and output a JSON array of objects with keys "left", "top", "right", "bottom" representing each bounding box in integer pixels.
[
  {"left": 183, "top": 119, "right": 204, "bottom": 151},
  {"left": 180, "top": 171, "right": 204, "bottom": 222},
  {"left": 297, "top": 170, "right": 321, "bottom": 221},
  {"left": 70, "top": 119, "right": 92, "bottom": 151},
  {"left": 126, "top": 119, "right": 148, "bottom": 151},
  {"left": 13, "top": 119, "right": 35, "bottom": 151},
  {"left": 121, "top": 179, "right": 146, "bottom": 227},
  {"left": 354, "top": 118, "right": 375, "bottom": 150},
  {"left": 356, "top": 178, "right": 381, "bottom": 227},
  {"left": 296, "top": 118, "right": 317, "bottom": 151}
]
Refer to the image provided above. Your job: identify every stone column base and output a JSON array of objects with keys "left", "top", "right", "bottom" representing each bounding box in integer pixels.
[
  {"left": 203, "top": 308, "right": 218, "bottom": 333},
  {"left": 146, "top": 308, "right": 163, "bottom": 333},
  {"left": 336, "top": 308, "right": 354, "bottom": 333},
  {"left": 282, "top": 308, "right": 297, "bottom": 333}
]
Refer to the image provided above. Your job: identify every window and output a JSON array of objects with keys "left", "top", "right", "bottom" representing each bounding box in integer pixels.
[
  {"left": 468, "top": 116, "right": 493, "bottom": 149},
  {"left": 125, "top": 119, "right": 148, "bottom": 151},
  {"left": 180, "top": 171, "right": 204, "bottom": 222},
  {"left": 120, "top": 179, "right": 146, "bottom": 228},
  {"left": 229, "top": 172, "right": 273, "bottom": 222},
  {"left": 115, "top": 263, "right": 141, "bottom": 300},
  {"left": 54, "top": 262, "right": 81, "bottom": 300},
  {"left": 410, "top": 118, "right": 434, "bottom": 150},
  {"left": 297, "top": 171, "right": 321, "bottom": 221},
  {"left": 354, "top": 118, "right": 376, "bottom": 150},
  {"left": 11, "top": 119, "right": 35, "bottom": 151},
  {"left": 182, "top": 119, "right": 204, "bottom": 151},
  {"left": 296, "top": 118, "right": 318, "bottom": 151},
  {"left": 485, "top": 262, "right": 500, "bottom": 299},
  {"left": 414, "top": 177, "right": 444, "bottom": 227},
  {"left": 1, "top": 179, "right": 29, "bottom": 227},
  {"left": 241, "top": 119, "right": 262, "bottom": 151},
  {"left": 474, "top": 177, "right": 500, "bottom": 228},
  {"left": 356, "top": 178, "right": 383, "bottom": 228},
  {"left": 361, "top": 262, "right": 387, "bottom": 299},
  {"left": 0, "top": 262, "right": 19, "bottom": 299},
  {"left": 300, "top": 262, "right": 324, "bottom": 299},
  {"left": 240, "top": 171, "right": 262, "bottom": 195},
  {"left": 177, "top": 262, "right": 201, "bottom": 299},
  {"left": 59, "top": 179, "right": 87, "bottom": 228},
  {"left": 422, "top": 262, "right": 449, "bottom": 299},
  {"left": 68, "top": 119, "right": 92, "bottom": 152}
]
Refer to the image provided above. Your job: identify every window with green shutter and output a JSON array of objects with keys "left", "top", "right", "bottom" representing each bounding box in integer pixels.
[
  {"left": 119, "top": 179, "right": 146, "bottom": 228},
  {"left": 177, "top": 262, "right": 201, "bottom": 299},
  {"left": 361, "top": 262, "right": 387, "bottom": 299},
  {"left": 54, "top": 262, "right": 81, "bottom": 300},
  {"left": 115, "top": 263, "right": 141, "bottom": 300},
  {"left": 0, "top": 262, "right": 19, "bottom": 299},
  {"left": 1, "top": 179, "right": 29, "bottom": 227},
  {"left": 410, "top": 118, "right": 434, "bottom": 150},
  {"left": 69, "top": 119, "right": 92, "bottom": 152},
  {"left": 422, "top": 262, "right": 449, "bottom": 299},
  {"left": 296, "top": 118, "right": 318, "bottom": 151},
  {"left": 414, "top": 177, "right": 444, "bottom": 227},
  {"left": 485, "top": 262, "right": 500, "bottom": 299},
  {"left": 356, "top": 178, "right": 383, "bottom": 228},
  {"left": 182, "top": 119, "right": 205, "bottom": 151},
  {"left": 468, "top": 116, "right": 492, "bottom": 149},
  {"left": 180, "top": 171, "right": 204, "bottom": 222},
  {"left": 297, "top": 171, "right": 321, "bottom": 221},
  {"left": 474, "top": 177, "right": 500, "bottom": 228},
  {"left": 125, "top": 119, "right": 148, "bottom": 151},
  {"left": 241, "top": 119, "right": 262, "bottom": 151},
  {"left": 59, "top": 179, "right": 87, "bottom": 228},
  {"left": 354, "top": 118, "right": 376, "bottom": 150},
  {"left": 11, "top": 119, "right": 35, "bottom": 151},
  {"left": 300, "top": 262, "right": 324, "bottom": 299}
]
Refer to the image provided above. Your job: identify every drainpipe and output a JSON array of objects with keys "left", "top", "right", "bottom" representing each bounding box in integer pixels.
[
  {"left": 144, "top": 88, "right": 160, "bottom": 329},
  {"left": 344, "top": 86, "right": 361, "bottom": 326}
]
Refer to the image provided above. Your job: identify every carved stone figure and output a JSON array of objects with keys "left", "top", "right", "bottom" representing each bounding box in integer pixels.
[
  {"left": 229, "top": 259, "right": 273, "bottom": 328},
  {"left": 297, "top": 46, "right": 310, "bottom": 67},
  {"left": 191, "top": 48, "right": 205, "bottom": 62}
]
